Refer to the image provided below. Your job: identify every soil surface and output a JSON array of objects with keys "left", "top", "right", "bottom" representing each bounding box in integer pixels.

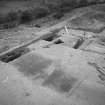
[{"left": 0, "top": 2, "right": 105, "bottom": 105}]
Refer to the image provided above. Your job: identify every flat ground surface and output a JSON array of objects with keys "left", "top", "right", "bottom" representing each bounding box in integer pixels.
[{"left": 0, "top": 45, "right": 105, "bottom": 105}]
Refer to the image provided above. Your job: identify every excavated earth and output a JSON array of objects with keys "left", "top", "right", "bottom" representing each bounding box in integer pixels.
[{"left": 0, "top": 4, "right": 105, "bottom": 105}]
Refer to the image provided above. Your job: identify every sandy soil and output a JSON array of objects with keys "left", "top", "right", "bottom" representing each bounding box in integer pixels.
[{"left": 0, "top": 45, "right": 104, "bottom": 105}]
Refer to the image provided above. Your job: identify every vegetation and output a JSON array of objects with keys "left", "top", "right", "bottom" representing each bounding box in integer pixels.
[
  {"left": 78, "top": 0, "right": 88, "bottom": 7},
  {"left": 0, "top": 7, "right": 49, "bottom": 28},
  {"left": 33, "top": 7, "right": 49, "bottom": 19},
  {"left": 0, "top": 16, "right": 6, "bottom": 24},
  {"left": 2, "top": 21, "right": 18, "bottom": 29},
  {"left": 45, "top": 2, "right": 60, "bottom": 13},
  {"left": 0, "top": 0, "right": 105, "bottom": 29},
  {"left": 7, "top": 11, "right": 19, "bottom": 22},
  {"left": 20, "top": 9, "right": 33, "bottom": 24}
]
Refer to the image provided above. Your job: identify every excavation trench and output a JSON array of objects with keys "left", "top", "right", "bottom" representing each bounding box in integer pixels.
[
  {"left": 0, "top": 36, "right": 84, "bottom": 63},
  {"left": 0, "top": 28, "right": 85, "bottom": 63},
  {"left": 0, "top": 47, "right": 30, "bottom": 63},
  {"left": 73, "top": 37, "right": 84, "bottom": 49},
  {"left": 0, "top": 33, "right": 62, "bottom": 63}
]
